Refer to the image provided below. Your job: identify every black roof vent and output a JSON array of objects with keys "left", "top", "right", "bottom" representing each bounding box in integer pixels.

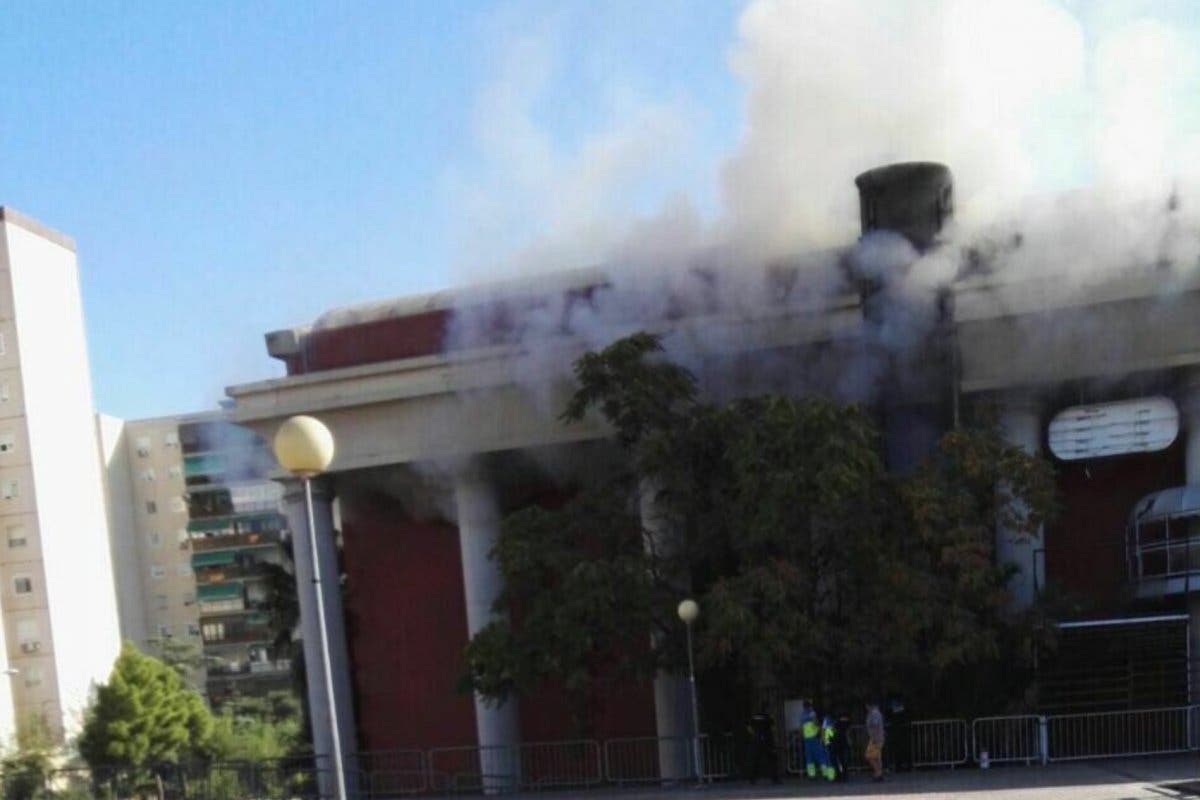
[{"left": 855, "top": 162, "right": 953, "bottom": 252}]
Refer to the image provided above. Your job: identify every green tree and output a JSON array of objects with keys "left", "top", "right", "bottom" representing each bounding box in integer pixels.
[
  {"left": 77, "top": 643, "right": 216, "bottom": 784},
  {"left": 0, "top": 717, "right": 55, "bottom": 800},
  {"left": 463, "top": 332, "right": 1059, "bottom": 725}
]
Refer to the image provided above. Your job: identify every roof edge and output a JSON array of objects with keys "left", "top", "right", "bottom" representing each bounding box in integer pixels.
[{"left": 0, "top": 207, "right": 77, "bottom": 252}]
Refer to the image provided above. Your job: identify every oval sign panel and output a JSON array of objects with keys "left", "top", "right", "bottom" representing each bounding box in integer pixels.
[{"left": 1048, "top": 396, "right": 1179, "bottom": 461}]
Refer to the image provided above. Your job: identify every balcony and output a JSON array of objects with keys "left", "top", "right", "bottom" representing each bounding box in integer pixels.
[
  {"left": 190, "top": 529, "right": 281, "bottom": 553},
  {"left": 192, "top": 548, "right": 280, "bottom": 583},
  {"left": 1127, "top": 485, "right": 1200, "bottom": 597}
]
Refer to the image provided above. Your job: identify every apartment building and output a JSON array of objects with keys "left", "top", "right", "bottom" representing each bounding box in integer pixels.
[
  {"left": 101, "top": 412, "right": 293, "bottom": 702},
  {"left": 0, "top": 208, "right": 122, "bottom": 743}
]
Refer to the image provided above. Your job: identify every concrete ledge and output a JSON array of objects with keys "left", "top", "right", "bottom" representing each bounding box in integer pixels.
[{"left": 0, "top": 207, "right": 76, "bottom": 252}]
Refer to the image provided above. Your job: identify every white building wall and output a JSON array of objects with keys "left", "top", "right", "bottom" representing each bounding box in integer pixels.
[
  {"left": 3, "top": 217, "right": 121, "bottom": 736},
  {"left": 96, "top": 414, "right": 148, "bottom": 646}
]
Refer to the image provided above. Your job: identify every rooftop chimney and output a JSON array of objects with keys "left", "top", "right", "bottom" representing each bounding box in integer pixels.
[{"left": 855, "top": 162, "right": 953, "bottom": 251}]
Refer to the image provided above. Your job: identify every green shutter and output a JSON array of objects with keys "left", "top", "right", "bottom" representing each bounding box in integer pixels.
[
  {"left": 197, "top": 583, "right": 243, "bottom": 601},
  {"left": 191, "top": 551, "right": 238, "bottom": 568}
]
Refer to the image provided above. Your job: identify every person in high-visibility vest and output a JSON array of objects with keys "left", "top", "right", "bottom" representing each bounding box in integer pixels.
[
  {"left": 800, "top": 699, "right": 827, "bottom": 779},
  {"left": 820, "top": 714, "right": 839, "bottom": 781}
]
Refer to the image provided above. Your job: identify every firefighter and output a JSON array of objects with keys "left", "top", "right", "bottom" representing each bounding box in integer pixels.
[{"left": 800, "top": 699, "right": 826, "bottom": 780}]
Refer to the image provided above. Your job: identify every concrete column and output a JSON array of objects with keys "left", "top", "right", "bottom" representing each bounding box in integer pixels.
[
  {"left": 280, "top": 478, "right": 358, "bottom": 795},
  {"left": 454, "top": 467, "right": 520, "bottom": 789},
  {"left": 997, "top": 394, "right": 1044, "bottom": 611},
  {"left": 639, "top": 481, "right": 693, "bottom": 781}
]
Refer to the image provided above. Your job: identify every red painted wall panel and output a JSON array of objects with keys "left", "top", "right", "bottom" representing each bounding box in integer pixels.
[
  {"left": 1048, "top": 439, "right": 1184, "bottom": 608},
  {"left": 340, "top": 491, "right": 477, "bottom": 750}
]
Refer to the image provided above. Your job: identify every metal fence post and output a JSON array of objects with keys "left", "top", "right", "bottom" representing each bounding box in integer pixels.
[{"left": 1038, "top": 715, "right": 1049, "bottom": 765}]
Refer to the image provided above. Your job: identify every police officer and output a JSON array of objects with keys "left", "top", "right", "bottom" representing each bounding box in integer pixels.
[{"left": 747, "top": 703, "right": 780, "bottom": 784}]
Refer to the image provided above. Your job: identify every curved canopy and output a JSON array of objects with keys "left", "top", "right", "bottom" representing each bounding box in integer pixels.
[{"left": 1130, "top": 485, "right": 1200, "bottom": 525}]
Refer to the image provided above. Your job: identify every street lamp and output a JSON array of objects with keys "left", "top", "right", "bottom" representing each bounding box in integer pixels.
[
  {"left": 273, "top": 415, "right": 346, "bottom": 800},
  {"left": 677, "top": 599, "right": 702, "bottom": 782}
]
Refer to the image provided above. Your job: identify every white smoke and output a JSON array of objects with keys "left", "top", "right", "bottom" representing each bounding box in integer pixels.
[{"left": 427, "top": 1, "right": 1200, "bottom": 403}]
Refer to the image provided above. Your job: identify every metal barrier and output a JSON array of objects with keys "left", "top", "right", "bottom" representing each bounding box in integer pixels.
[
  {"left": 972, "top": 715, "right": 1043, "bottom": 765},
  {"left": 358, "top": 749, "right": 428, "bottom": 797},
  {"left": 909, "top": 719, "right": 970, "bottom": 768},
  {"left": 518, "top": 739, "right": 602, "bottom": 790},
  {"left": 603, "top": 736, "right": 692, "bottom": 784},
  {"left": 1047, "top": 705, "right": 1198, "bottom": 762},
  {"left": 697, "top": 734, "right": 736, "bottom": 780},
  {"left": 428, "top": 745, "right": 518, "bottom": 793}
]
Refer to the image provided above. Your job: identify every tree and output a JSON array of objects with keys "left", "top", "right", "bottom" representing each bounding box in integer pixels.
[
  {"left": 463, "top": 332, "right": 1059, "bottom": 725},
  {"left": 77, "top": 643, "right": 216, "bottom": 783}
]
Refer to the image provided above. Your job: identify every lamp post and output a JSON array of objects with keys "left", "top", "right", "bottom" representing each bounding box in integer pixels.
[
  {"left": 677, "top": 599, "right": 701, "bottom": 782},
  {"left": 273, "top": 415, "right": 346, "bottom": 800}
]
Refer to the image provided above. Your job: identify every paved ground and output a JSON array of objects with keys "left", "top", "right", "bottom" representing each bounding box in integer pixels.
[{"left": 545, "top": 756, "right": 1200, "bottom": 799}]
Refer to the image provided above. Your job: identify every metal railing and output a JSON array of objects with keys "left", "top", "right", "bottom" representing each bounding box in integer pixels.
[
  {"left": 603, "top": 734, "right": 731, "bottom": 784},
  {"left": 909, "top": 718, "right": 970, "bottom": 767},
  {"left": 29, "top": 707, "right": 1200, "bottom": 798},
  {"left": 1046, "top": 705, "right": 1197, "bottom": 761},
  {"left": 518, "top": 739, "right": 602, "bottom": 790},
  {"left": 972, "top": 715, "right": 1043, "bottom": 765}
]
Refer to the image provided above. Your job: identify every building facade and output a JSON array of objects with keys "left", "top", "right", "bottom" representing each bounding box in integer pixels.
[
  {"left": 223, "top": 163, "right": 1200, "bottom": 777},
  {"left": 101, "top": 412, "right": 293, "bottom": 702},
  {"left": 0, "top": 208, "right": 122, "bottom": 743}
]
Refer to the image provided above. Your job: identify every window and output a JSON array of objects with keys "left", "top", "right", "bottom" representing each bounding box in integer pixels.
[
  {"left": 149, "top": 565, "right": 165, "bottom": 580},
  {"left": 0, "top": 383, "right": 9, "bottom": 403},
  {"left": 169, "top": 496, "right": 186, "bottom": 514},
  {"left": 175, "top": 564, "right": 190, "bottom": 577},
  {"left": 147, "top": 531, "right": 161, "bottom": 548},
  {"left": 6, "top": 525, "right": 25, "bottom": 549},
  {"left": 182, "top": 591, "right": 195, "bottom": 607},
  {"left": 202, "top": 622, "right": 225, "bottom": 642},
  {"left": 2, "top": 480, "right": 18, "bottom": 500},
  {"left": 145, "top": 501, "right": 157, "bottom": 514},
  {"left": 0, "top": 433, "right": 15, "bottom": 454},
  {"left": 16, "top": 619, "right": 38, "bottom": 644},
  {"left": 167, "top": 465, "right": 181, "bottom": 479},
  {"left": 154, "top": 594, "right": 168, "bottom": 611},
  {"left": 164, "top": 432, "right": 179, "bottom": 448},
  {"left": 187, "top": 624, "right": 201, "bottom": 637},
  {"left": 158, "top": 624, "right": 172, "bottom": 638},
  {"left": 0, "top": 333, "right": 7, "bottom": 356},
  {"left": 22, "top": 667, "right": 41, "bottom": 688},
  {"left": 12, "top": 576, "right": 31, "bottom": 595},
  {"left": 140, "top": 468, "right": 155, "bottom": 482}
]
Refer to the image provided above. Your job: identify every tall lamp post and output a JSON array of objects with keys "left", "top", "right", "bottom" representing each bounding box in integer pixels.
[
  {"left": 677, "top": 599, "right": 701, "bottom": 782},
  {"left": 273, "top": 415, "right": 346, "bottom": 800}
]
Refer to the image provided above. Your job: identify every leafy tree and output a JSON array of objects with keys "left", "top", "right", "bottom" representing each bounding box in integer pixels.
[
  {"left": 463, "top": 332, "right": 1059, "bottom": 726},
  {"left": 1, "top": 718, "right": 55, "bottom": 800},
  {"left": 77, "top": 643, "right": 216, "bottom": 780}
]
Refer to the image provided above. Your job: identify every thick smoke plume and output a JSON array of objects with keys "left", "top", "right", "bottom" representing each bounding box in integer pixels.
[{"left": 319, "top": 1, "right": 1200, "bottom": 411}]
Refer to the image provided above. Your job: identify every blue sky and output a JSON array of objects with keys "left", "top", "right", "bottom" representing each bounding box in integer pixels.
[
  {"left": 0, "top": 1, "right": 742, "bottom": 418},
  {"left": 3, "top": 1, "right": 1198, "bottom": 419}
]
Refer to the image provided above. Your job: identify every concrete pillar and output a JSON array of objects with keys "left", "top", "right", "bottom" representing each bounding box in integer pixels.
[
  {"left": 639, "top": 481, "right": 693, "bottom": 781},
  {"left": 453, "top": 467, "right": 520, "bottom": 790},
  {"left": 997, "top": 394, "right": 1044, "bottom": 611},
  {"left": 280, "top": 478, "right": 358, "bottom": 796}
]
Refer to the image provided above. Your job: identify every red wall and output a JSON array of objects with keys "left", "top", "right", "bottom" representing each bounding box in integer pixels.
[
  {"left": 340, "top": 491, "right": 476, "bottom": 750},
  {"left": 339, "top": 487, "right": 657, "bottom": 751},
  {"left": 1048, "top": 439, "right": 1184, "bottom": 608}
]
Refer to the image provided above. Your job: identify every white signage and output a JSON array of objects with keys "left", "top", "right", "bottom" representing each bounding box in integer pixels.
[{"left": 1048, "top": 396, "right": 1178, "bottom": 461}]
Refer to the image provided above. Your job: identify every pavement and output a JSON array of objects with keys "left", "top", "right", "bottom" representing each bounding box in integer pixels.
[{"left": 538, "top": 756, "right": 1200, "bottom": 799}]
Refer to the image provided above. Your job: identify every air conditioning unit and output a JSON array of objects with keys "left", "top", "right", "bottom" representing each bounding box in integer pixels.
[{"left": 20, "top": 641, "right": 39, "bottom": 654}]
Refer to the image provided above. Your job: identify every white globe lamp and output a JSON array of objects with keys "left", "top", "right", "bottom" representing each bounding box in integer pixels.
[{"left": 273, "top": 415, "right": 335, "bottom": 476}]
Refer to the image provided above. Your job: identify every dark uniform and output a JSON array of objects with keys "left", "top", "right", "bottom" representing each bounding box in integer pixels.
[{"left": 748, "top": 706, "right": 780, "bottom": 784}]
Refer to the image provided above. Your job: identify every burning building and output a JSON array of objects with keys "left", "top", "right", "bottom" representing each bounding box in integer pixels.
[{"left": 225, "top": 162, "right": 1200, "bottom": 779}]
